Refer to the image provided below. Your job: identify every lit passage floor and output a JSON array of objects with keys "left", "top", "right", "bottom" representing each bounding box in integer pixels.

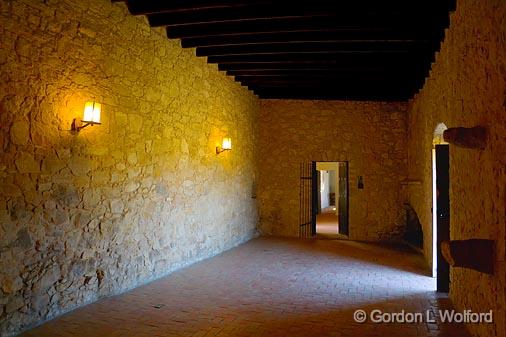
[
  {"left": 316, "top": 206, "right": 339, "bottom": 237},
  {"left": 23, "top": 237, "right": 470, "bottom": 337}
]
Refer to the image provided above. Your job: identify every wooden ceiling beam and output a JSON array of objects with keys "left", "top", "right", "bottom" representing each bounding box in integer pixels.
[
  {"left": 148, "top": 8, "right": 330, "bottom": 27},
  {"left": 252, "top": 88, "right": 413, "bottom": 101},
  {"left": 196, "top": 41, "right": 432, "bottom": 57},
  {"left": 248, "top": 88, "right": 415, "bottom": 98},
  {"left": 218, "top": 60, "right": 428, "bottom": 71},
  {"left": 125, "top": 0, "right": 268, "bottom": 15},
  {"left": 125, "top": 0, "right": 455, "bottom": 16},
  {"left": 225, "top": 68, "right": 409, "bottom": 76},
  {"left": 235, "top": 75, "right": 413, "bottom": 83},
  {"left": 243, "top": 73, "right": 418, "bottom": 83},
  {"left": 256, "top": 94, "right": 410, "bottom": 101},
  {"left": 149, "top": 7, "right": 448, "bottom": 28},
  {"left": 181, "top": 31, "right": 442, "bottom": 48},
  {"left": 165, "top": 16, "right": 448, "bottom": 39},
  {"left": 242, "top": 79, "right": 416, "bottom": 89},
  {"left": 207, "top": 51, "right": 433, "bottom": 64}
]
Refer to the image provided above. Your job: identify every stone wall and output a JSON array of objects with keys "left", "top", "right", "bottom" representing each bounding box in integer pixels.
[
  {"left": 0, "top": 1, "right": 259, "bottom": 335},
  {"left": 406, "top": 0, "right": 505, "bottom": 336},
  {"left": 257, "top": 100, "right": 408, "bottom": 240}
]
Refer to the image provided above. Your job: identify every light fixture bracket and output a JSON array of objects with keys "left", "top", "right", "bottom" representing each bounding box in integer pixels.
[
  {"left": 216, "top": 137, "right": 232, "bottom": 154},
  {"left": 216, "top": 146, "right": 231, "bottom": 155},
  {"left": 71, "top": 118, "right": 101, "bottom": 132}
]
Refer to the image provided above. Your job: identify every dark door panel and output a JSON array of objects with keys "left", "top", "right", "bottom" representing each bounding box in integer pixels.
[
  {"left": 436, "top": 145, "right": 450, "bottom": 293},
  {"left": 311, "top": 161, "right": 318, "bottom": 236}
]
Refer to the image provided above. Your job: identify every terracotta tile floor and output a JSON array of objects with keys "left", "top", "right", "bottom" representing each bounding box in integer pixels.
[
  {"left": 316, "top": 206, "right": 339, "bottom": 236},
  {"left": 22, "top": 237, "right": 470, "bottom": 337}
]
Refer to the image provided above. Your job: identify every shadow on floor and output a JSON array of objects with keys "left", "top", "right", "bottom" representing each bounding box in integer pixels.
[{"left": 283, "top": 236, "right": 431, "bottom": 277}]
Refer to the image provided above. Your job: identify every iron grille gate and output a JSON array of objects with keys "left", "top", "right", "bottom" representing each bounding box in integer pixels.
[{"left": 299, "top": 162, "right": 314, "bottom": 238}]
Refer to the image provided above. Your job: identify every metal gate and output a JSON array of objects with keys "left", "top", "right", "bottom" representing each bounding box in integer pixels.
[{"left": 299, "top": 162, "right": 315, "bottom": 238}]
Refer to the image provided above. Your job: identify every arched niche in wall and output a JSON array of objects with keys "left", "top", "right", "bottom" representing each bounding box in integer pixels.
[{"left": 433, "top": 122, "right": 449, "bottom": 145}]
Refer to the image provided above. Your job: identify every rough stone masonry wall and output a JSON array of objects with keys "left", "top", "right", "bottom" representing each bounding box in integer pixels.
[
  {"left": 0, "top": 1, "right": 259, "bottom": 336},
  {"left": 406, "top": 0, "right": 505, "bottom": 336},
  {"left": 257, "top": 100, "right": 408, "bottom": 240}
]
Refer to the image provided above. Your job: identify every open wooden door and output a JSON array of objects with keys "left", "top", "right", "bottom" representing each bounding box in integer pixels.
[
  {"left": 316, "top": 170, "right": 322, "bottom": 214},
  {"left": 435, "top": 145, "right": 450, "bottom": 292},
  {"left": 338, "top": 162, "right": 349, "bottom": 236}
]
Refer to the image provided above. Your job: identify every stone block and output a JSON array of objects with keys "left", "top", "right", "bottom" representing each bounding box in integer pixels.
[
  {"left": 109, "top": 199, "right": 124, "bottom": 214},
  {"left": 15, "top": 152, "right": 39, "bottom": 173},
  {"left": 6, "top": 297, "right": 24, "bottom": 314},
  {"left": 1, "top": 276, "right": 23, "bottom": 295},
  {"left": 69, "top": 157, "right": 91, "bottom": 176},
  {"left": 10, "top": 120, "right": 29, "bottom": 146}
]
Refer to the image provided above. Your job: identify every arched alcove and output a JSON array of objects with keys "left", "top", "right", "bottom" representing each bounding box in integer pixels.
[{"left": 433, "top": 122, "right": 448, "bottom": 145}]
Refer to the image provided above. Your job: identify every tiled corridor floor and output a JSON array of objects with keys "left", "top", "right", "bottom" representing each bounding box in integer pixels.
[
  {"left": 22, "top": 237, "right": 470, "bottom": 337},
  {"left": 316, "top": 206, "right": 339, "bottom": 237}
]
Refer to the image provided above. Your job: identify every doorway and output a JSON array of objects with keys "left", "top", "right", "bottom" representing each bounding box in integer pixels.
[
  {"left": 314, "top": 162, "right": 349, "bottom": 238},
  {"left": 432, "top": 145, "right": 450, "bottom": 292}
]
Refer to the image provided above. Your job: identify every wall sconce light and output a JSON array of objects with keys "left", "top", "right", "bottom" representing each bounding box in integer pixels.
[
  {"left": 71, "top": 101, "right": 101, "bottom": 132},
  {"left": 216, "top": 137, "right": 232, "bottom": 154}
]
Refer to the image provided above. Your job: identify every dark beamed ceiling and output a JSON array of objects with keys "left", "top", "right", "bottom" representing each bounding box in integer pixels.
[{"left": 114, "top": 0, "right": 455, "bottom": 101}]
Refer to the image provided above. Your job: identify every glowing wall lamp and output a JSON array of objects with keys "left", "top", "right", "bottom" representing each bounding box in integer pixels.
[
  {"left": 216, "top": 137, "right": 232, "bottom": 154},
  {"left": 71, "top": 101, "right": 101, "bottom": 132}
]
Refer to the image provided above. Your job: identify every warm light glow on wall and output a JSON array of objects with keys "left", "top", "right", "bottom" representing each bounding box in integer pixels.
[
  {"left": 216, "top": 137, "right": 232, "bottom": 154},
  {"left": 83, "top": 101, "right": 101, "bottom": 124}
]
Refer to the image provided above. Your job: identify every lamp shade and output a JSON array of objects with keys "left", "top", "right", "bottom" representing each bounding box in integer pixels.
[
  {"left": 222, "top": 137, "right": 232, "bottom": 150},
  {"left": 83, "top": 101, "right": 101, "bottom": 124}
]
